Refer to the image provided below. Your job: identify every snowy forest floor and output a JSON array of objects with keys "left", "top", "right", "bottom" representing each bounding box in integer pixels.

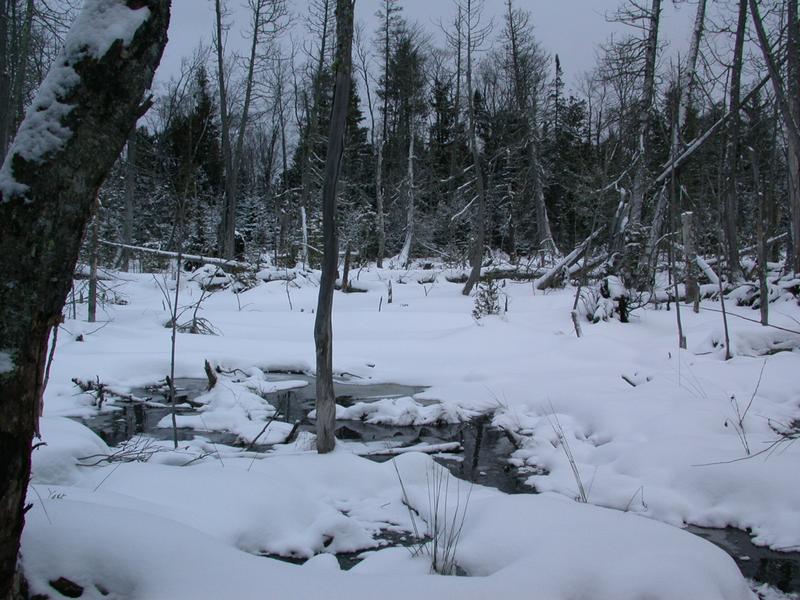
[{"left": 23, "top": 264, "right": 800, "bottom": 599}]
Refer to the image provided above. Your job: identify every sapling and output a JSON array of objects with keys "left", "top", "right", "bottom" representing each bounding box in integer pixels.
[{"left": 472, "top": 278, "right": 501, "bottom": 320}]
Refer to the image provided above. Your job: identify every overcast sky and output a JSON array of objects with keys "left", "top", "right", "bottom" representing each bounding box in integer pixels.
[{"left": 156, "top": 0, "right": 697, "bottom": 93}]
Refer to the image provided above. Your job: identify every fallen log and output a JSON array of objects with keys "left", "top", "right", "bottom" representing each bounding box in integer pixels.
[
  {"left": 100, "top": 240, "right": 251, "bottom": 271},
  {"left": 535, "top": 230, "right": 602, "bottom": 291},
  {"left": 359, "top": 442, "right": 462, "bottom": 457}
]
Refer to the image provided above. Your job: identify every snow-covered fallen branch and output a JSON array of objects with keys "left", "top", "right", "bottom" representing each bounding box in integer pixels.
[{"left": 100, "top": 240, "right": 251, "bottom": 270}]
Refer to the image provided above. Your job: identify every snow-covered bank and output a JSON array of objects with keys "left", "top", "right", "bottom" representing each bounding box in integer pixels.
[
  {"left": 26, "top": 265, "right": 800, "bottom": 597},
  {"left": 25, "top": 417, "right": 752, "bottom": 600}
]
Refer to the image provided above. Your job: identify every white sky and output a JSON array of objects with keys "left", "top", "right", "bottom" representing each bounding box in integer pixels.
[{"left": 156, "top": 0, "right": 697, "bottom": 94}]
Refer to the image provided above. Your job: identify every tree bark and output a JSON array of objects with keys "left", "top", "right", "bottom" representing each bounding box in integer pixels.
[
  {"left": 314, "top": 0, "right": 354, "bottom": 454},
  {"left": 0, "top": 2, "right": 170, "bottom": 597}
]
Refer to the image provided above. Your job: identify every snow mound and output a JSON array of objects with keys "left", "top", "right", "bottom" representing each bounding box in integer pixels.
[
  {"left": 22, "top": 449, "right": 752, "bottom": 600},
  {"left": 189, "top": 264, "right": 231, "bottom": 289},
  {"left": 695, "top": 326, "right": 800, "bottom": 357},
  {"left": 157, "top": 380, "right": 290, "bottom": 444},
  {"left": 31, "top": 417, "right": 110, "bottom": 485}
]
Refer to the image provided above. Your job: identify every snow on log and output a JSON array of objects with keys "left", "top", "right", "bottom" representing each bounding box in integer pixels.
[
  {"left": 359, "top": 442, "right": 463, "bottom": 456},
  {"left": 99, "top": 240, "right": 250, "bottom": 270}
]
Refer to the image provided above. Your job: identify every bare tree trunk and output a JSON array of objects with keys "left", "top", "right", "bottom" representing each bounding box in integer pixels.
[
  {"left": 722, "top": 0, "right": 748, "bottom": 281},
  {"left": 628, "top": 0, "right": 661, "bottom": 227},
  {"left": 88, "top": 197, "right": 100, "bottom": 323},
  {"left": 0, "top": 2, "right": 169, "bottom": 596},
  {"left": 398, "top": 130, "right": 414, "bottom": 268},
  {"left": 314, "top": 0, "right": 354, "bottom": 454},
  {"left": 531, "top": 117, "right": 555, "bottom": 255},
  {"left": 341, "top": 241, "right": 351, "bottom": 292},
  {"left": 749, "top": 147, "right": 769, "bottom": 325},
  {"left": 376, "top": 141, "right": 385, "bottom": 266},
  {"left": 119, "top": 130, "right": 137, "bottom": 271},
  {"left": 681, "top": 211, "right": 699, "bottom": 313},
  {"left": 462, "top": 0, "right": 487, "bottom": 296},
  {"left": 300, "top": 205, "right": 309, "bottom": 268}
]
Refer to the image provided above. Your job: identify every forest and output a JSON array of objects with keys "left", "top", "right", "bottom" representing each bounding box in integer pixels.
[{"left": 1, "top": 0, "right": 800, "bottom": 599}]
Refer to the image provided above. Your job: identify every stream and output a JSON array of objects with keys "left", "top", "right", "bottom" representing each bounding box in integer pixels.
[{"left": 73, "top": 375, "right": 800, "bottom": 591}]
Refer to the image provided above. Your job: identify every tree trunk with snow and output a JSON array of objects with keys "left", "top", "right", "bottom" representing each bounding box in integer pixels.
[
  {"left": 314, "top": 0, "right": 353, "bottom": 454},
  {"left": 0, "top": 2, "right": 169, "bottom": 596}
]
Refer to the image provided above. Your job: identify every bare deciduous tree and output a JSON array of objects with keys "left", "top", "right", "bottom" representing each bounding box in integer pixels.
[{"left": 314, "top": 0, "right": 354, "bottom": 454}]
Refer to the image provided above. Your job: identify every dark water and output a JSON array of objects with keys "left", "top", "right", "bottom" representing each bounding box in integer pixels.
[
  {"left": 79, "top": 378, "right": 241, "bottom": 447},
  {"left": 73, "top": 375, "right": 799, "bottom": 588},
  {"left": 688, "top": 526, "right": 800, "bottom": 593},
  {"left": 77, "top": 375, "right": 531, "bottom": 494}
]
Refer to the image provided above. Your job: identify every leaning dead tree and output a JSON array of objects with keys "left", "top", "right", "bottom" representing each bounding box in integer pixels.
[
  {"left": 314, "top": 0, "right": 354, "bottom": 454},
  {"left": 0, "top": 2, "right": 170, "bottom": 597}
]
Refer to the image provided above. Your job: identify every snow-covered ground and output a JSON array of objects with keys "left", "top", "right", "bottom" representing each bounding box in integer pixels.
[{"left": 26, "top": 264, "right": 800, "bottom": 599}]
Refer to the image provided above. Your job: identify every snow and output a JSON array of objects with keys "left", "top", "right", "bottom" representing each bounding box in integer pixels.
[
  {"left": 309, "top": 395, "right": 480, "bottom": 426},
  {"left": 26, "top": 426, "right": 752, "bottom": 600},
  {"left": 0, "top": 0, "right": 150, "bottom": 199},
  {"left": 26, "top": 264, "right": 800, "bottom": 597}
]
